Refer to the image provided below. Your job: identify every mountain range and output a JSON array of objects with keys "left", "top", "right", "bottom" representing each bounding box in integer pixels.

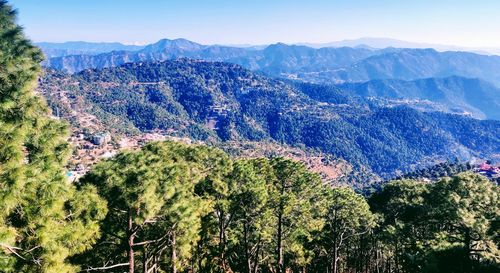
[
  {"left": 297, "top": 37, "right": 500, "bottom": 55},
  {"left": 40, "top": 39, "right": 500, "bottom": 87},
  {"left": 36, "top": 38, "right": 500, "bottom": 184},
  {"left": 39, "top": 38, "right": 500, "bottom": 120}
]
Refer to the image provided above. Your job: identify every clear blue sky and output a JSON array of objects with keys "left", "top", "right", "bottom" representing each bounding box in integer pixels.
[{"left": 8, "top": 0, "right": 500, "bottom": 47}]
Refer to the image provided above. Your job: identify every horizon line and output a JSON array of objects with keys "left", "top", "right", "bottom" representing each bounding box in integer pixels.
[{"left": 32, "top": 36, "right": 500, "bottom": 56}]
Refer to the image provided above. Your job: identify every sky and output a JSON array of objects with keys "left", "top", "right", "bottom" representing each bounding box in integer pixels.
[{"left": 8, "top": 0, "right": 500, "bottom": 48}]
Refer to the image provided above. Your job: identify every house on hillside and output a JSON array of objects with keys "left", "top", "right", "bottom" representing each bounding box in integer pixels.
[
  {"left": 476, "top": 161, "right": 500, "bottom": 181},
  {"left": 90, "top": 133, "right": 111, "bottom": 146}
]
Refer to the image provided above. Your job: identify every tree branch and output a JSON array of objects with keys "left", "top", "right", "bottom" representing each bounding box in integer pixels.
[
  {"left": 81, "top": 263, "right": 130, "bottom": 271},
  {"left": 0, "top": 243, "right": 25, "bottom": 260}
]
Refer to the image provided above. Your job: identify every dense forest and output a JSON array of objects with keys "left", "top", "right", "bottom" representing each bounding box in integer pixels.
[
  {"left": 0, "top": 2, "right": 499, "bottom": 273},
  {"left": 72, "top": 141, "right": 499, "bottom": 273}
]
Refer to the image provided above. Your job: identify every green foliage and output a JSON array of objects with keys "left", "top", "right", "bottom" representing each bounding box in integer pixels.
[
  {"left": 0, "top": 2, "right": 106, "bottom": 272},
  {"left": 226, "top": 159, "right": 275, "bottom": 273},
  {"left": 400, "top": 160, "right": 473, "bottom": 181},
  {"left": 318, "top": 187, "right": 376, "bottom": 273},
  {"left": 369, "top": 179, "right": 430, "bottom": 271},
  {"left": 426, "top": 173, "right": 499, "bottom": 268},
  {"left": 77, "top": 141, "right": 232, "bottom": 273},
  {"left": 269, "top": 158, "right": 326, "bottom": 271},
  {"left": 370, "top": 173, "right": 499, "bottom": 273},
  {"left": 195, "top": 158, "right": 276, "bottom": 273},
  {"left": 2, "top": 2, "right": 499, "bottom": 273},
  {"left": 195, "top": 157, "right": 326, "bottom": 273}
]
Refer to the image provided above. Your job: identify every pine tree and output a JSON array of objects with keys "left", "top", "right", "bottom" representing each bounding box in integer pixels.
[
  {"left": 194, "top": 152, "right": 241, "bottom": 273},
  {"left": 370, "top": 174, "right": 499, "bottom": 273},
  {"left": 0, "top": 2, "right": 107, "bottom": 272},
  {"left": 269, "top": 158, "right": 326, "bottom": 273},
  {"left": 77, "top": 141, "right": 232, "bottom": 273},
  {"left": 321, "top": 187, "right": 375, "bottom": 273},
  {"left": 228, "top": 159, "right": 275, "bottom": 273},
  {"left": 196, "top": 157, "right": 326, "bottom": 273},
  {"left": 425, "top": 172, "right": 500, "bottom": 272},
  {"left": 368, "top": 179, "right": 430, "bottom": 272}
]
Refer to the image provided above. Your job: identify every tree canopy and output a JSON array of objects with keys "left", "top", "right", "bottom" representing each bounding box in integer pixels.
[{"left": 76, "top": 141, "right": 232, "bottom": 273}]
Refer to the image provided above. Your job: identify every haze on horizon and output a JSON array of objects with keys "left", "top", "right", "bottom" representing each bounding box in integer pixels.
[{"left": 9, "top": 0, "right": 500, "bottom": 49}]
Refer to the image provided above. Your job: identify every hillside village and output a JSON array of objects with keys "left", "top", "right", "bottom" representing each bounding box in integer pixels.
[
  {"left": 38, "top": 67, "right": 500, "bottom": 185},
  {"left": 65, "top": 130, "right": 181, "bottom": 181}
]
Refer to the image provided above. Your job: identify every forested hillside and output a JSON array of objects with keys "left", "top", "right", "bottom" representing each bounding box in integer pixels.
[
  {"left": 40, "top": 60, "right": 500, "bottom": 182},
  {"left": 39, "top": 39, "right": 500, "bottom": 120}
]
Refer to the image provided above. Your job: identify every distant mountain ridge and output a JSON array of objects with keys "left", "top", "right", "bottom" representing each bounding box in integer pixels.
[
  {"left": 297, "top": 37, "right": 500, "bottom": 55},
  {"left": 41, "top": 38, "right": 500, "bottom": 87},
  {"left": 320, "top": 49, "right": 500, "bottom": 86},
  {"left": 335, "top": 76, "right": 500, "bottom": 120},
  {"left": 38, "top": 37, "right": 500, "bottom": 56},
  {"left": 36, "top": 41, "right": 145, "bottom": 58}
]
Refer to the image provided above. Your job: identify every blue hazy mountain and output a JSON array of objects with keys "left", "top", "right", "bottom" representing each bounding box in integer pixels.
[
  {"left": 255, "top": 43, "right": 376, "bottom": 74},
  {"left": 36, "top": 41, "right": 145, "bottom": 58},
  {"left": 140, "top": 38, "right": 204, "bottom": 54},
  {"left": 323, "top": 48, "right": 500, "bottom": 86},
  {"left": 42, "top": 39, "right": 500, "bottom": 87},
  {"left": 297, "top": 37, "right": 499, "bottom": 55},
  {"left": 41, "top": 39, "right": 385, "bottom": 74},
  {"left": 336, "top": 76, "right": 500, "bottom": 120}
]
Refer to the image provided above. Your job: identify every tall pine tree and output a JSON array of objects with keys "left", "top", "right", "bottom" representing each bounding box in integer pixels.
[
  {"left": 77, "top": 141, "right": 232, "bottom": 273},
  {"left": 0, "top": 1, "right": 107, "bottom": 272}
]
